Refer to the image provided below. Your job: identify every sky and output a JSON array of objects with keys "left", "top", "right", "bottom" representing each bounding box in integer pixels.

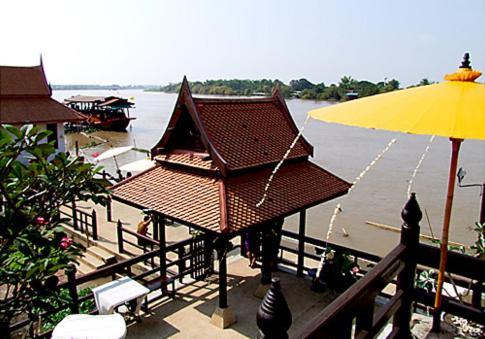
[{"left": 0, "top": 0, "right": 484, "bottom": 87}]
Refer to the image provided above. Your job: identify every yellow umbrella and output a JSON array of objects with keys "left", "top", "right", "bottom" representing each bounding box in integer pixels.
[{"left": 309, "top": 53, "right": 485, "bottom": 329}]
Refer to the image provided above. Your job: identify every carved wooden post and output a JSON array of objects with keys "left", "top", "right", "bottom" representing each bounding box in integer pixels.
[
  {"left": 256, "top": 278, "right": 292, "bottom": 339},
  {"left": 66, "top": 265, "right": 79, "bottom": 314},
  {"left": 117, "top": 219, "right": 124, "bottom": 253},
  {"left": 393, "top": 193, "right": 421, "bottom": 337}
]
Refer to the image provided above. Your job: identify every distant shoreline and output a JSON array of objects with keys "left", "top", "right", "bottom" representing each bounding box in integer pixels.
[{"left": 52, "top": 84, "right": 152, "bottom": 91}]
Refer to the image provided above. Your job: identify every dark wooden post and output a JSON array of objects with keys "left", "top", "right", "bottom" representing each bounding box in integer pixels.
[
  {"left": 91, "top": 209, "right": 98, "bottom": 241},
  {"left": 217, "top": 237, "right": 228, "bottom": 309},
  {"left": 297, "top": 209, "right": 306, "bottom": 277},
  {"left": 66, "top": 265, "right": 79, "bottom": 314},
  {"left": 158, "top": 215, "right": 167, "bottom": 293},
  {"left": 75, "top": 140, "right": 79, "bottom": 157},
  {"left": 204, "top": 233, "right": 214, "bottom": 277},
  {"left": 393, "top": 193, "right": 421, "bottom": 337},
  {"left": 178, "top": 246, "right": 186, "bottom": 283},
  {"left": 117, "top": 219, "right": 124, "bottom": 253},
  {"left": 261, "top": 227, "right": 272, "bottom": 285},
  {"left": 256, "top": 278, "right": 292, "bottom": 339},
  {"left": 106, "top": 196, "right": 112, "bottom": 222},
  {"left": 72, "top": 200, "right": 78, "bottom": 230},
  {"left": 153, "top": 216, "right": 159, "bottom": 241}
]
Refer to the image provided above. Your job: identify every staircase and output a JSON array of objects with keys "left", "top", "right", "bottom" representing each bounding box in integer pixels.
[{"left": 76, "top": 245, "right": 117, "bottom": 275}]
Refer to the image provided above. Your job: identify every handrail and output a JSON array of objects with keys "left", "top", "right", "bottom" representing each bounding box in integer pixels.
[{"left": 296, "top": 244, "right": 406, "bottom": 338}]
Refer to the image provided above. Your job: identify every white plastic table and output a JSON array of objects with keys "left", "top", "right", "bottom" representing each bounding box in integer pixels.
[
  {"left": 92, "top": 276, "right": 150, "bottom": 315},
  {"left": 52, "top": 314, "right": 126, "bottom": 339}
]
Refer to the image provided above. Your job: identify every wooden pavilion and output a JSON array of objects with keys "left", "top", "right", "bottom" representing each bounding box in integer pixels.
[{"left": 111, "top": 77, "right": 350, "bottom": 327}]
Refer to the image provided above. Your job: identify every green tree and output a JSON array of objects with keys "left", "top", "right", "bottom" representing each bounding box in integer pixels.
[
  {"left": 339, "top": 76, "right": 358, "bottom": 90},
  {"left": 0, "top": 125, "right": 108, "bottom": 336}
]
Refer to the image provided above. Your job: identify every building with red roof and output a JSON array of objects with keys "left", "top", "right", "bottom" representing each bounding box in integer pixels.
[
  {"left": 0, "top": 59, "right": 84, "bottom": 153},
  {"left": 111, "top": 77, "right": 350, "bottom": 327},
  {"left": 113, "top": 77, "right": 350, "bottom": 234}
]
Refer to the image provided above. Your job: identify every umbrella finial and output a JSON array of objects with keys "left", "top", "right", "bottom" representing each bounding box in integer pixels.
[
  {"left": 444, "top": 53, "right": 481, "bottom": 82},
  {"left": 459, "top": 52, "right": 471, "bottom": 69}
]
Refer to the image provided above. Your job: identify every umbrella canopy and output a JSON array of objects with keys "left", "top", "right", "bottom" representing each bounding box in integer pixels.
[
  {"left": 308, "top": 53, "right": 484, "bottom": 330},
  {"left": 309, "top": 81, "right": 484, "bottom": 140},
  {"left": 119, "top": 158, "right": 155, "bottom": 172},
  {"left": 95, "top": 146, "right": 134, "bottom": 162}
]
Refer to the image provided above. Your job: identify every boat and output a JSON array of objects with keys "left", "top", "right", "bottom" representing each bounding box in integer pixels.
[{"left": 64, "top": 95, "right": 135, "bottom": 131}]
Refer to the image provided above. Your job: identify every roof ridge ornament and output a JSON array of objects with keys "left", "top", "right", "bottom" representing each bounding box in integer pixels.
[{"left": 444, "top": 52, "right": 481, "bottom": 82}]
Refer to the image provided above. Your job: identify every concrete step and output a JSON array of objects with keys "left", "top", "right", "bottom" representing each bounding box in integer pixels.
[
  {"left": 79, "top": 252, "right": 106, "bottom": 270},
  {"left": 75, "top": 261, "right": 93, "bottom": 276},
  {"left": 87, "top": 246, "right": 117, "bottom": 265}
]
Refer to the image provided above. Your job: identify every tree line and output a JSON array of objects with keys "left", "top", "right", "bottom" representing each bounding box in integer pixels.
[{"left": 147, "top": 77, "right": 433, "bottom": 101}]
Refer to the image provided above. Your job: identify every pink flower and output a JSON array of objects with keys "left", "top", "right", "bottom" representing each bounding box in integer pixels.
[
  {"left": 92, "top": 152, "right": 100, "bottom": 158},
  {"left": 351, "top": 266, "right": 360, "bottom": 274},
  {"left": 60, "top": 236, "right": 73, "bottom": 250},
  {"left": 35, "top": 217, "right": 49, "bottom": 225}
]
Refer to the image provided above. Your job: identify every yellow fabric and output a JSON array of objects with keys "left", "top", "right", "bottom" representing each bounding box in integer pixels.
[{"left": 308, "top": 81, "right": 485, "bottom": 140}]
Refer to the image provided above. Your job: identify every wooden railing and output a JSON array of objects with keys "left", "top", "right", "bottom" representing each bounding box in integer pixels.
[
  {"left": 60, "top": 202, "right": 98, "bottom": 241},
  {"left": 292, "top": 194, "right": 484, "bottom": 338},
  {"left": 115, "top": 220, "right": 214, "bottom": 282},
  {"left": 8, "top": 230, "right": 213, "bottom": 338}
]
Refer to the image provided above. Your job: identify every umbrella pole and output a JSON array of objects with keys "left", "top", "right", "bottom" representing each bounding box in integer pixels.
[{"left": 432, "top": 138, "right": 463, "bottom": 332}]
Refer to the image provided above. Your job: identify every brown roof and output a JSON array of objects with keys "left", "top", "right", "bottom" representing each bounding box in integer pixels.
[
  {"left": 154, "top": 151, "right": 216, "bottom": 171},
  {"left": 0, "top": 63, "right": 84, "bottom": 124},
  {"left": 0, "top": 97, "right": 85, "bottom": 124},
  {"left": 193, "top": 97, "right": 309, "bottom": 171},
  {"left": 151, "top": 77, "right": 313, "bottom": 175},
  {"left": 112, "top": 161, "right": 350, "bottom": 233},
  {"left": 0, "top": 65, "right": 50, "bottom": 96}
]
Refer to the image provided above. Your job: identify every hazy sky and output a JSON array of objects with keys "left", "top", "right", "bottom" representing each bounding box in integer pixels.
[{"left": 1, "top": 0, "right": 484, "bottom": 86}]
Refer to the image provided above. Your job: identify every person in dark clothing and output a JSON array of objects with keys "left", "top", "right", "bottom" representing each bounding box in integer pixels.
[{"left": 244, "top": 229, "right": 260, "bottom": 268}]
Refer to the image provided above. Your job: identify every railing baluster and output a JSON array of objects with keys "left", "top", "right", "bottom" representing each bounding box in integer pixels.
[
  {"left": 117, "top": 219, "right": 124, "bottom": 253},
  {"left": 66, "top": 265, "right": 79, "bottom": 314},
  {"left": 92, "top": 209, "right": 98, "bottom": 241}
]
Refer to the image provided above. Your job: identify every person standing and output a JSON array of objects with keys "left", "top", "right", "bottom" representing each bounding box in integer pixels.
[{"left": 137, "top": 215, "right": 151, "bottom": 247}]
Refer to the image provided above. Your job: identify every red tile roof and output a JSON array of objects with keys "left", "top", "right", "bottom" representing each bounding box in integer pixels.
[
  {"left": 112, "top": 161, "right": 350, "bottom": 233},
  {"left": 0, "top": 97, "right": 85, "bottom": 124},
  {"left": 0, "top": 64, "right": 84, "bottom": 124},
  {"left": 154, "top": 152, "right": 216, "bottom": 170},
  {"left": 151, "top": 78, "right": 313, "bottom": 175},
  {"left": 194, "top": 98, "right": 309, "bottom": 171},
  {"left": 0, "top": 65, "right": 50, "bottom": 96}
]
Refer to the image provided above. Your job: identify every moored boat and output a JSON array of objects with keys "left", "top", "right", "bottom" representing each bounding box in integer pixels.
[{"left": 64, "top": 95, "right": 135, "bottom": 131}]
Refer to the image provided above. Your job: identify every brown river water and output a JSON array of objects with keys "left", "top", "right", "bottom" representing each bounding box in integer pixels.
[{"left": 53, "top": 90, "right": 485, "bottom": 257}]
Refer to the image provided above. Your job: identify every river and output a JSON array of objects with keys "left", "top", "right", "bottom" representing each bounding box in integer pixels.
[{"left": 53, "top": 89, "right": 485, "bottom": 257}]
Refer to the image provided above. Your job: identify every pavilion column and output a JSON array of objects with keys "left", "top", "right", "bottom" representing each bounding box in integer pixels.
[
  {"left": 255, "top": 225, "right": 272, "bottom": 298},
  {"left": 297, "top": 209, "right": 306, "bottom": 277},
  {"left": 218, "top": 241, "right": 228, "bottom": 309},
  {"left": 211, "top": 236, "right": 236, "bottom": 329},
  {"left": 157, "top": 214, "right": 167, "bottom": 293}
]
